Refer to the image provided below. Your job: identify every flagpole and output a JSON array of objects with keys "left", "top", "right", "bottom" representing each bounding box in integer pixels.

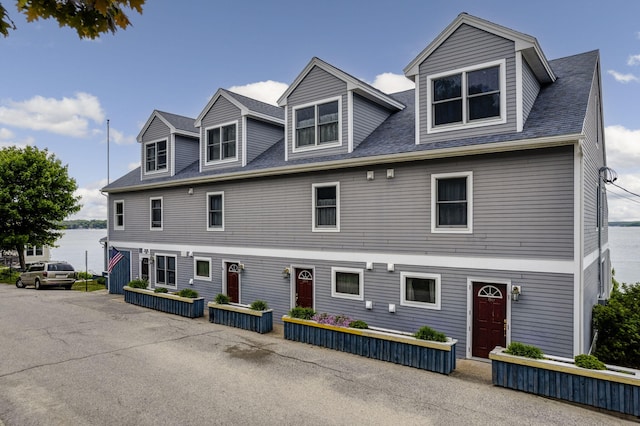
[{"left": 106, "top": 119, "right": 111, "bottom": 293}]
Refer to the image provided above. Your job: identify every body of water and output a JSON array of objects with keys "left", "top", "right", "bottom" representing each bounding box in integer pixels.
[
  {"left": 49, "top": 227, "right": 640, "bottom": 283},
  {"left": 50, "top": 229, "right": 106, "bottom": 275}
]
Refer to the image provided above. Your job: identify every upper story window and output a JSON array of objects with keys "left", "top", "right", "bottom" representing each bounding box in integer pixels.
[
  {"left": 145, "top": 139, "right": 167, "bottom": 173},
  {"left": 206, "top": 122, "right": 237, "bottom": 163},
  {"left": 114, "top": 200, "right": 124, "bottom": 230},
  {"left": 312, "top": 182, "right": 340, "bottom": 232},
  {"left": 207, "top": 192, "right": 224, "bottom": 231},
  {"left": 25, "top": 245, "right": 43, "bottom": 256},
  {"left": 150, "top": 197, "right": 163, "bottom": 230},
  {"left": 428, "top": 60, "right": 506, "bottom": 133},
  {"left": 431, "top": 172, "right": 473, "bottom": 234},
  {"left": 294, "top": 97, "right": 341, "bottom": 150}
]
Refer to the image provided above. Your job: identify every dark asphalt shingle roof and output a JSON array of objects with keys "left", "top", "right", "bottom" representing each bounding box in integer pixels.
[
  {"left": 222, "top": 89, "right": 285, "bottom": 120},
  {"left": 105, "top": 50, "right": 598, "bottom": 191},
  {"left": 156, "top": 110, "right": 197, "bottom": 134}
]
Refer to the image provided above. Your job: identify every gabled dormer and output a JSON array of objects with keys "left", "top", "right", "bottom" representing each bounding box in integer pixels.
[
  {"left": 137, "top": 110, "right": 199, "bottom": 181},
  {"left": 277, "top": 57, "right": 405, "bottom": 161},
  {"left": 194, "top": 89, "right": 284, "bottom": 172},
  {"left": 404, "top": 13, "right": 556, "bottom": 145}
]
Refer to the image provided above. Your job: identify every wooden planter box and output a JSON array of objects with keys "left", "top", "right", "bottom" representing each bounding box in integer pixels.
[
  {"left": 123, "top": 286, "right": 204, "bottom": 318},
  {"left": 490, "top": 347, "right": 640, "bottom": 416},
  {"left": 208, "top": 302, "right": 273, "bottom": 334},
  {"left": 283, "top": 316, "right": 456, "bottom": 375}
]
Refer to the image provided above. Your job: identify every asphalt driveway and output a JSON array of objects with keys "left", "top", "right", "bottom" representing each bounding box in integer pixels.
[{"left": 0, "top": 285, "right": 633, "bottom": 425}]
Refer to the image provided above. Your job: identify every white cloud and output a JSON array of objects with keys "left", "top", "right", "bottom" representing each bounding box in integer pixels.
[
  {"left": 128, "top": 161, "right": 140, "bottom": 171},
  {"left": 607, "top": 172, "right": 640, "bottom": 221},
  {"left": 627, "top": 54, "right": 640, "bottom": 66},
  {"left": 607, "top": 70, "right": 639, "bottom": 83},
  {"left": 0, "top": 92, "right": 105, "bottom": 137},
  {"left": 70, "top": 179, "right": 108, "bottom": 220},
  {"left": 605, "top": 125, "right": 640, "bottom": 221},
  {"left": 0, "top": 127, "right": 14, "bottom": 139},
  {"left": 369, "top": 72, "right": 415, "bottom": 94},
  {"left": 110, "top": 127, "right": 137, "bottom": 145},
  {"left": 227, "top": 80, "right": 288, "bottom": 106}
]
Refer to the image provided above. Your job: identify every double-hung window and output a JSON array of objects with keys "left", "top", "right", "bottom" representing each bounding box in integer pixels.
[
  {"left": 331, "top": 267, "right": 364, "bottom": 300},
  {"left": 429, "top": 60, "right": 505, "bottom": 132},
  {"left": 150, "top": 197, "right": 163, "bottom": 230},
  {"left": 294, "top": 98, "right": 340, "bottom": 149},
  {"left": 207, "top": 192, "right": 224, "bottom": 231},
  {"left": 114, "top": 200, "right": 124, "bottom": 230},
  {"left": 25, "top": 246, "right": 43, "bottom": 256},
  {"left": 206, "top": 122, "right": 237, "bottom": 162},
  {"left": 312, "top": 182, "right": 340, "bottom": 232},
  {"left": 155, "top": 254, "right": 176, "bottom": 288},
  {"left": 145, "top": 140, "right": 167, "bottom": 172},
  {"left": 400, "top": 272, "right": 441, "bottom": 310},
  {"left": 431, "top": 172, "right": 473, "bottom": 233}
]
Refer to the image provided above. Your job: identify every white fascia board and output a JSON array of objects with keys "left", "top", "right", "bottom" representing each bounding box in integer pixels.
[
  {"left": 137, "top": 110, "right": 175, "bottom": 143},
  {"left": 195, "top": 89, "right": 247, "bottom": 128}
]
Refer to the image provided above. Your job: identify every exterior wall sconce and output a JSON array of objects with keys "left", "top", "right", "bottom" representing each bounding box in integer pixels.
[
  {"left": 188, "top": 278, "right": 194, "bottom": 286},
  {"left": 187, "top": 187, "right": 194, "bottom": 195},
  {"left": 366, "top": 171, "right": 375, "bottom": 180},
  {"left": 512, "top": 285, "right": 522, "bottom": 302},
  {"left": 366, "top": 262, "right": 373, "bottom": 270},
  {"left": 239, "top": 263, "right": 245, "bottom": 271},
  {"left": 387, "top": 263, "right": 394, "bottom": 272},
  {"left": 388, "top": 304, "right": 396, "bottom": 313},
  {"left": 386, "top": 169, "right": 395, "bottom": 179},
  {"left": 282, "top": 267, "right": 291, "bottom": 279},
  {"left": 365, "top": 300, "right": 373, "bottom": 310}
]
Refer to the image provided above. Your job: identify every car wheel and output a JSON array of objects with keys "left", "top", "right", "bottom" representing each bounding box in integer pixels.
[
  {"left": 15, "top": 278, "right": 24, "bottom": 288},
  {"left": 35, "top": 279, "right": 41, "bottom": 290}
]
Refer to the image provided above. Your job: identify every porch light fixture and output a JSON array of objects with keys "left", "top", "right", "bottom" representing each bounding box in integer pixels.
[
  {"left": 511, "top": 285, "right": 521, "bottom": 302},
  {"left": 282, "top": 267, "right": 291, "bottom": 278}
]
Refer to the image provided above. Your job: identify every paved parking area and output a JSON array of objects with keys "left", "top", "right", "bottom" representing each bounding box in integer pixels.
[{"left": 0, "top": 285, "right": 634, "bottom": 425}]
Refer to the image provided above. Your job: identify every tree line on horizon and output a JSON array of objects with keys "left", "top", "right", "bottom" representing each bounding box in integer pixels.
[{"left": 61, "top": 219, "right": 107, "bottom": 229}]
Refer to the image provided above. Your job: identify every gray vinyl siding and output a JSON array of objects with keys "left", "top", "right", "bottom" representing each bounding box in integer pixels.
[
  {"left": 521, "top": 58, "right": 540, "bottom": 124},
  {"left": 352, "top": 93, "right": 392, "bottom": 150},
  {"left": 140, "top": 117, "right": 171, "bottom": 181},
  {"left": 418, "top": 24, "right": 517, "bottom": 143},
  {"left": 246, "top": 118, "right": 283, "bottom": 164},
  {"left": 583, "top": 259, "right": 599, "bottom": 353},
  {"left": 174, "top": 135, "right": 199, "bottom": 173},
  {"left": 286, "top": 66, "right": 348, "bottom": 160},
  {"left": 109, "top": 146, "right": 574, "bottom": 259},
  {"left": 200, "top": 96, "right": 243, "bottom": 172}
]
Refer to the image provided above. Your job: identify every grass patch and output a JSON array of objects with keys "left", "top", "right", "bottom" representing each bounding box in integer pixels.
[{"left": 71, "top": 280, "right": 106, "bottom": 292}]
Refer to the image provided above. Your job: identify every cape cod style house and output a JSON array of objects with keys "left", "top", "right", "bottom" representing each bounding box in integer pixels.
[{"left": 103, "top": 13, "right": 611, "bottom": 359}]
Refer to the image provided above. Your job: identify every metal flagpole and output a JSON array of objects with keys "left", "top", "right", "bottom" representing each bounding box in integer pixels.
[{"left": 106, "top": 119, "right": 111, "bottom": 293}]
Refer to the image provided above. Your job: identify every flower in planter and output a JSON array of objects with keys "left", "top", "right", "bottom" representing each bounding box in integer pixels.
[{"left": 312, "top": 313, "right": 353, "bottom": 327}]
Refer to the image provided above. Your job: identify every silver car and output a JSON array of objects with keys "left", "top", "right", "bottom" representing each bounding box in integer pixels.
[{"left": 16, "top": 261, "right": 77, "bottom": 290}]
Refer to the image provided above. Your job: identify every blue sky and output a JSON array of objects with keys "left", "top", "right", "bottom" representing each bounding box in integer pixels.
[{"left": 1, "top": 0, "right": 639, "bottom": 220}]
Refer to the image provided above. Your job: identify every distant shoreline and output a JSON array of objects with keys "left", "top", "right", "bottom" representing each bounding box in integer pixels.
[{"left": 609, "top": 222, "right": 640, "bottom": 227}]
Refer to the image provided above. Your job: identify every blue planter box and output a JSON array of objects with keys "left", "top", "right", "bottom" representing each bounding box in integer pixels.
[
  {"left": 123, "top": 287, "right": 204, "bottom": 318},
  {"left": 208, "top": 302, "right": 273, "bottom": 334},
  {"left": 490, "top": 347, "right": 640, "bottom": 416},
  {"left": 283, "top": 316, "right": 456, "bottom": 375}
]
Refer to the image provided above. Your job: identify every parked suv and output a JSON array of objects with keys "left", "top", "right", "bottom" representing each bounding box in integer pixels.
[{"left": 16, "top": 261, "right": 77, "bottom": 290}]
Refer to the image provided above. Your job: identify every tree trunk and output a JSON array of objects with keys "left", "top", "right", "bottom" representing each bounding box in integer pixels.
[{"left": 16, "top": 246, "right": 26, "bottom": 270}]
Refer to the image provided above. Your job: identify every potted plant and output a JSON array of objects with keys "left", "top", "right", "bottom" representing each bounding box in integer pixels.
[
  {"left": 283, "top": 311, "right": 456, "bottom": 374},
  {"left": 208, "top": 294, "right": 273, "bottom": 334},
  {"left": 123, "top": 281, "right": 204, "bottom": 318}
]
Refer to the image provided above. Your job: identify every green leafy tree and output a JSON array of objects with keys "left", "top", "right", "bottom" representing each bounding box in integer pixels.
[
  {"left": 593, "top": 279, "right": 640, "bottom": 369},
  {"left": 0, "top": 146, "right": 81, "bottom": 269},
  {"left": 1, "top": 0, "right": 145, "bottom": 39}
]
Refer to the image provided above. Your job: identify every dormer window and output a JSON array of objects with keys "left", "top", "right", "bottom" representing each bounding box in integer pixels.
[
  {"left": 206, "top": 122, "right": 237, "bottom": 163},
  {"left": 145, "top": 140, "right": 167, "bottom": 173},
  {"left": 294, "top": 97, "right": 341, "bottom": 150},
  {"left": 428, "top": 60, "right": 506, "bottom": 133}
]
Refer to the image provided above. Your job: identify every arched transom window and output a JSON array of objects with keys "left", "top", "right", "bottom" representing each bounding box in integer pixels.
[{"left": 477, "top": 285, "right": 503, "bottom": 299}]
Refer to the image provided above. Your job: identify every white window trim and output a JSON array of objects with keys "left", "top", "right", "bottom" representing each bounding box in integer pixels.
[
  {"left": 312, "top": 182, "right": 340, "bottom": 233},
  {"left": 431, "top": 171, "right": 473, "bottom": 234},
  {"left": 143, "top": 138, "right": 168, "bottom": 174},
  {"left": 154, "top": 253, "right": 177, "bottom": 289},
  {"left": 194, "top": 256, "right": 212, "bottom": 281},
  {"left": 206, "top": 191, "right": 225, "bottom": 231},
  {"left": 150, "top": 196, "right": 163, "bottom": 231},
  {"left": 426, "top": 59, "right": 506, "bottom": 134},
  {"left": 331, "top": 267, "right": 364, "bottom": 301},
  {"left": 114, "top": 200, "right": 125, "bottom": 230},
  {"left": 204, "top": 120, "right": 239, "bottom": 165},
  {"left": 400, "top": 272, "right": 441, "bottom": 310},
  {"left": 292, "top": 96, "right": 342, "bottom": 153}
]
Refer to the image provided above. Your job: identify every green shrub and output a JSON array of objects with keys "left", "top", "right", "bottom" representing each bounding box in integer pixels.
[
  {"left": 593, "top": 280, "right": 640, "bottom": 369},
  {"left": 96, "top": 276, "right": 106, "bottom": 285},
  {"left": 349, "top": 320, "right": 368, "bottom": 329},
  {"left": 0, "top": 268, "right": 20, "bottom": 283},
  {"left": 249, "top": 300, "right": 269, "bottom": 311},
  {"left": 76, "top": 271, "right": 93, "bottom": 279},
  {"left": 414, "top": 325, "right": 447, "bottom": 342},
  {"left": 504, "top": 342, "right": 544, "bottom": 359},
  {"left": 127, "top": 279, "right": 148, "bottom": 289},
  {"left": 177, "top": 288, "right": 199, "bottom": 298},
  {"left": 154, "top": 287, "right": 168, "bottom": 293},
  {"left": 288, "top": 306, "right": 316, "bottom": 320},
  {"left": 215, "top": 293, "right": 230, "bottom": 304},
  {"left": 574, "top": 354, "right": 606, "bottom": 370}
]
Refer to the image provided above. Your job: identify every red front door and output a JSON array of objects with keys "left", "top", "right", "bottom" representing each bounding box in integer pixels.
[
  {"left": 226, "top": 263, "right": 240, "bottom": 303},
  {"left": 472, "top": 282, "right": 507, "bottom": 358},
  {"left": 295, "top": 268, "right": 313, "bottom": 308}
]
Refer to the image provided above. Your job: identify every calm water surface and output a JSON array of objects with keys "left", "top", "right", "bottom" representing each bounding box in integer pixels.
[{"left": 49, "top": 227, "right": 640, "bottom": 283}]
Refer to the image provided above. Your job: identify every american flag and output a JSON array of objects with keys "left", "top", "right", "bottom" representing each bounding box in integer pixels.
[{"left": 108, "top": 247, "right": 124, "bottom": 273}]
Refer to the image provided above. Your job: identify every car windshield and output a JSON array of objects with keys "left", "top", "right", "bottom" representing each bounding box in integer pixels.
[{"left": 47, "top": 263, "right": 74, "bottom": 271}]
